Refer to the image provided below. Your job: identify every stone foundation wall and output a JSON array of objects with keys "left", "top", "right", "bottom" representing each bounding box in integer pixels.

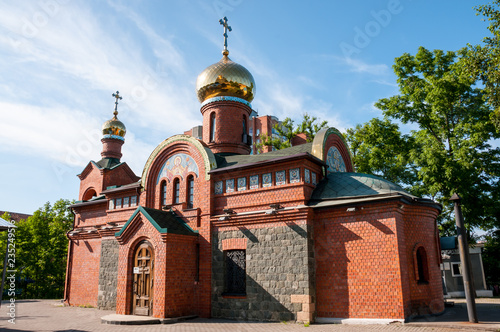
[
  {"left": 212, "top": 223, "right": 315, "bottom": 321},
  {"left": 97, "top": 238, "right": 119, "bottom": 310}
]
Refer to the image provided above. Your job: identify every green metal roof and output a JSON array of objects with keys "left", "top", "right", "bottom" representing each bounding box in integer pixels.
[
  {"left": 93, "top": 157, "right": 122, "bottom": 170},
  {"left": 115, "top": 206, "right": 198, "bottom": 237},
  {"left": 311, "top": 172, "right": 411, "bottom": 200},
  {"left": 440, "top": 236, "right": 457, "bottom": 250},
  {"left": 214, "top": 143, "right": 316, "bottom": 170}
]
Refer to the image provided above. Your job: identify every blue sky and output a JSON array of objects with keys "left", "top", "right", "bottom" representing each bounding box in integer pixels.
[{"left": 0, "top": 0, "right": 491, "bottom": 214}]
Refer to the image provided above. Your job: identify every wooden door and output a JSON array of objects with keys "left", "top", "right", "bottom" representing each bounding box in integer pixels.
[{"left": 132, "top": 241, "right": 154, "bottom": 316}]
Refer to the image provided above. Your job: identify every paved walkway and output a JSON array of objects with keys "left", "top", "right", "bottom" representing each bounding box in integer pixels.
[{"left": 0, "top": 299, "right": 498, "bottom": 331}]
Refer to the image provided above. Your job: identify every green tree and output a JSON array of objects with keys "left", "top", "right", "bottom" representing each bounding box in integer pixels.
[
  {"left": 365, "top": 46, "right": 500, "bottom": 233},
  {"left": 296, "top": 113, "right": 328, "bottom": 142},
  {"left": 345, "top": 118, "right": 423, "bottom": 195},
  {"left": 482, "top": 229, "right": 500, "bottom": 287},
  {"left": 256, "top": 113, "right": 328, "bottom": 152},
  {"left": 463, "top": 1, "right": 500, "bottom": 131},
  {"left": 0, "top": 200, "right": 74, "bottom": 299}
]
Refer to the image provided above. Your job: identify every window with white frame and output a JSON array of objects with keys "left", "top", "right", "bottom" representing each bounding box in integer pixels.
[{"left": 451, "top": 262, "right": 462, "bottom": 277}]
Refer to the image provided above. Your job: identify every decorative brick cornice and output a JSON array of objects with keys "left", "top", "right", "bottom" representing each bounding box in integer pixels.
[
  {"left": 201, "top": 96, "right": 252, "bottom": 108},
  {"left": 78, "top": 162, "right": 94, "bottom": 180}
]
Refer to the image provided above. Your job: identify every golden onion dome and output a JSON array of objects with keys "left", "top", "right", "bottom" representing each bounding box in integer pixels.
[
  {"left": 196, "top": 54, "right": 256, "bottom": 103},
  {"left": 102, "top": 115, "right": 126, "bottom": 138}
]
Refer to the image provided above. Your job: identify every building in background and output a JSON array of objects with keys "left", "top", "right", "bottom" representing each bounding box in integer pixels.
[{"left": 440, "top": 236, "right": 493, "bottom": 298}]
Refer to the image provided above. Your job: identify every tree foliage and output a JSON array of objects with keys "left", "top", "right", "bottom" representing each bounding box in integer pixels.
[
  {"left": 256, "top": 113, "right": 328, "bottom": 152},
  {"left": 463, "top": 0, "right": 500, "bottom": 131},
  {"left": 482, "top": 229, "right": 500, "bottom": 286},
  {"left": 348, "top": 47, "right": 500, "bottom": 235},
  {"left": 0, "top": 199, "right": 73, "bottom": 299},
  {"left": 345, "top": 118, "right": 423, "bottom": 196}
]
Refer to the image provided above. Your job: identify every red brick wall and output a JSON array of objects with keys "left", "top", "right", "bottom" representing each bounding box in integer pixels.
[
  {"left": 314, "top": 200, "right": 443, "bottom": 320},
  {"left": 114, "top": 213, "right": 199, "bottom": 318},
  {"left": 249, "top": 115, "right": 278, "bottom": 154},
  {"left": 164, "top": 234, "right": 198, "bottom": 317},
  {"left": 66, "top": 237, "right": 102, "bottom": 307},
  {"left": 78, "top": 165, "right": 103, "bottom": 201},
  {"left": 314, "top": 203, "right": 406, "bottom": 319},
  {"left": 213, "top": 160, "right": 322, "bottom": 215},
  {"left": 115, "top": 216, "right": 164, "bottom": 317},
  {"left": 401, "top": 205, "right": 444, "bottom": 316},
  {"left": 291, "top": 133, "right": 309, "bottom": 146},
  {"left": 200, "top": 101, "right": 252, "bottom": 154},
  {"left": 100, "top": 138, "right": 123, "bottom": 159},
  {"left": 78, "top": 162, "right": 139, "bottom": 200},
  {"left": 141, "top": 139, "right": 213, "bottom": 318}
]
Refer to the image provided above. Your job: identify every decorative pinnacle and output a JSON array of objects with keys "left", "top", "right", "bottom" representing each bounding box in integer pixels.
[
  {"left": 112, "top": 91, "right": 122, "bottom": 118},
  {"left": 219, "top": 16, "right": 231, "bottom": 56}
]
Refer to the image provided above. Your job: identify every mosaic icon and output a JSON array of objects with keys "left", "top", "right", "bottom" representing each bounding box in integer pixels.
[
  {"left": 250, "top": 175, "right": 259, "bottom": 189},
  {"left": 215, "top": 181, "right": 223, "bottom": 194},
  {"left": 263, "top": 173, "right": 272, "bottom": 187},
  {"left": 276, "top": 170, "right": 286, "bottom": 185},
  {"left": 238, "top": 177, "right": 246, "bottom": 191},
  {"left": 326, "top": 146, "right": 347, "bottom": 173},
  {"left": 290, "top": 168, "right": 300, "bottom": 183},
  {"left": 226, "top": 179, "right": 235, "bottom": 193}
]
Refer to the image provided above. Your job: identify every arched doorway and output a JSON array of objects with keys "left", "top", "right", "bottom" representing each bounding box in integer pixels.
[{"left": 132, "top": 241, "right": 154, "bottom": 316}]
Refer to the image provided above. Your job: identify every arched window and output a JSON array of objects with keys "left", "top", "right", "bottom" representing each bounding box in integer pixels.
[
  {"left": 416, "top": 246, "right": 429, "bottom": 283},
  {"left": 174, "top": 178, "right": 180, "bottom": 204},
  {"left": 210, "top": 112, "right": 216, "bottom": 142},
  {"left": 242, "top": 115, "right": 247, "bottom": 143},
  {"left": 160, "top": 180, "right": 167, "bottom": 206},
  {"left": 187, "top": 175, "right": 194, "bottom": 209}
]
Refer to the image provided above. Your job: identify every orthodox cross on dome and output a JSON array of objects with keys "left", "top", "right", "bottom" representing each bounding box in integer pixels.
[
  {"left": 112, "top": 91, "right": 122, "bottom": 117},
  {"left": 219, "top": 16, "right": 232, "bottom": 55}
]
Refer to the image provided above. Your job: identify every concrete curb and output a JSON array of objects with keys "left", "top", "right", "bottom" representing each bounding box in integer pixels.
[{"left": 101, "top": 314, "right": 198, "bottom": 325}]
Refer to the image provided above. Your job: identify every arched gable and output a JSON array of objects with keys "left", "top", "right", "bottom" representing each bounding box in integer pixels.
[
  {"left": 311, "top": 127, "right": 354, "bottom": 173},
  {"left": 141, "top": 135, "right": 217, "bottom": 190}
]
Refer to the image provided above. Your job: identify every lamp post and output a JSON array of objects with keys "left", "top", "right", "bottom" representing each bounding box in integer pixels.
[{"left": 449, "top": 193, "right": 478, "bottom": 323}]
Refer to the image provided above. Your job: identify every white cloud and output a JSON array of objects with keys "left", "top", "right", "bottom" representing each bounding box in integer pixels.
[
  {"left": 317, "top": 54, "right": 389, "bottom": 76},
  {"left": 0, "top": 101, "right": 102, "bottom": 167},
  {"left": 0, "top": 1, "right": 204, "bottom": 167},
  {"left": 342, "top": 57, "right": 389, "bottom": 75}
]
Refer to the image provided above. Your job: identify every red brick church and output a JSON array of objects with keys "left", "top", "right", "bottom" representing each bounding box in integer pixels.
[{"left": 64, "top": 18, "right": 444, "bottom": 324}]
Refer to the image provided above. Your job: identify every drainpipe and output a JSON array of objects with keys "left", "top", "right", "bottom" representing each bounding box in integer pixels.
[{"left": 63, "top": 209, "right": 77, "bottom": 305}]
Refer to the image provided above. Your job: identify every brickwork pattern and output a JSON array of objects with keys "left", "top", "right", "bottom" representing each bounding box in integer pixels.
[
  {"left": 97, "top": 238, "right": 120, "bottom": 310},
  {"left": 78, "top": 161, "right": 139, "bottom": 201},
  {"left": 213, "top": 159, "right": 322, "bottom": 215},
  {"left": 142, "top": 139, "right": 213, "bottom": 318},
  {"left": 163, "top": 234, "right": 198, "bottom": 317},
  {"left": 67, "top": 237, "right": 102, "bottom": 307},
  {"left": 314, "top": 201, "right": 443, "bottom": 321},
  {"left": 200, "top": 101, "right": 252, "bottom": 154},
  {"left": 115, "top": 216, "right": 164, "bottom": 317},
  {"left": 315, "top": 203, "right": 406, "bottom": 320},
  {"left": 401, "top": 205, "right": 444, "bottom": 317}
]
